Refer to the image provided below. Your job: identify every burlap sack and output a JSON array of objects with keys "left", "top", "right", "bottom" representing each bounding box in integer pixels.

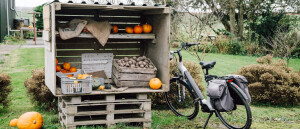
[
  {"left": 59, "top": 19, "right": 88, "bottom": 40},
  {"left": 85, "top": 20, "right": 112, "bottom": 46}
]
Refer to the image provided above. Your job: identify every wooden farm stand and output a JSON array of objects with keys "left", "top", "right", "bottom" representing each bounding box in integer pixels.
[{"left": 43, "top": 2, "right": 170, "bottom": 129}]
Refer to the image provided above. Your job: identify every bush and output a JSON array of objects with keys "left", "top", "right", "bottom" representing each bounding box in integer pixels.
[
  {"left": 214, "top": 36, "right": 244, "bottom": 55},
  {"left": 237, "top": 55, "right": 300, "bottom": 106},
  {"left": 150, "top": 60, "right": 204, "bottom": 108},
  {"left": 24, "top": 68, "right": 58, "bottom": 111},
  {"left": 0, "top": 73, "right": 12, "bottom": 108}
]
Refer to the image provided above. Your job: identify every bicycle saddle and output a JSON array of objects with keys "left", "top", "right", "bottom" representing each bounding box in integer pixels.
[{"left": 200, "top": 61, "right": 216, "bottom": 69}]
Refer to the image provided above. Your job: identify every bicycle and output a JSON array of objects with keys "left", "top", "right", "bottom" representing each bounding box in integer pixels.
[{"left": 164, "top": 43, "right": 252, "bottom": 129}]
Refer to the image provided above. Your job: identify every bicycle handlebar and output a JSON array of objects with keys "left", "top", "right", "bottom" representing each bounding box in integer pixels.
[{"left": 170, "top": 42, "right": 201, "bottom": 61}]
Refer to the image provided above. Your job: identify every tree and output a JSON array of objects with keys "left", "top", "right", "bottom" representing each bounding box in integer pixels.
[{"left": 34, "top": 4, "right": 45, "bottom": 30}]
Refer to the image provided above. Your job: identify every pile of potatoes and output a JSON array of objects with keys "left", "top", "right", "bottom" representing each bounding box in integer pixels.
[{"left": 117, "top": 56, "right": 155, "bottom": 69}]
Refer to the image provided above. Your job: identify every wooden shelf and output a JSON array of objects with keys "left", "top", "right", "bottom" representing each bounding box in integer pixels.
[
  {"left": 55, "top": 84, "right": 167, "bottom": 96},
  {"left": 56, "top": 32, "right": 155, "bottom": 40}
]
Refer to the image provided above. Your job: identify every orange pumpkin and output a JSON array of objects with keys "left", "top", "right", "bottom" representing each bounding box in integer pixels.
[
  {"left": 125, "top": 27, "right": 134, "bottom": 34},
  {"left": 63, "top": 62, "right": 71, "bottom": 70},
  {"left": 69, "top": 67, "right": 77, "bottom": 72},
  {"left": 66, "top": 74, "right": 74, "bottom": 77},
  {"left": 17, "top": 112, "right": 43, "bottom": 129},
  {"left": 56, "top": 58, "right": 58, "bottom": 65},
  {"left": 142, "top": 23, "right": 152, "bottom": 33},
  {"left": 99, "top": 85, "right": 105, "bottom": 90},
  {"left": 9, "top": 119, "right": 18, "bottom": 127},
  {"left": 60, "top": 69, "right": 67, "bottom": 73},
  {"left": 134, "top": 25, "right": 143, "bottom": 34},
  {"left": 149, "top": 78, "right": 162, "bottom": 89},
  {"left": 56, "top": 65, "right": 61, "bottom": 72},
  {"left": 112, "top": 25, "right": 118, "bottom": 33}
]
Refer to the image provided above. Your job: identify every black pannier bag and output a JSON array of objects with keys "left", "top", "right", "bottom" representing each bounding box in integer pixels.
[
  {"left": 226, "top": 75, "right": 251, "bottom": 104},
  {"left": 207, "top": 79, "right": 235, "bottom": 112}
]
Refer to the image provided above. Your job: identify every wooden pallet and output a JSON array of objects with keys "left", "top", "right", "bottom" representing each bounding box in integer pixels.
[
  {"left": 58, "top": 94, "right": 151, "bottom": 129},
  {"left": 58, "top": 98, "right": 151, "bottom": 115},
  {"left": 58, "top": 93, "right": 148, "bottom": 104}
]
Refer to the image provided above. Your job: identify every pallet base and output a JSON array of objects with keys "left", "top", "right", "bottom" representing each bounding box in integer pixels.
[{"left": 58, "top": 93, "right": 152, "bottom": 129}]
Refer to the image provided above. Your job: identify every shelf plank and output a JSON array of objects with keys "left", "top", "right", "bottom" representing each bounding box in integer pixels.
[
  {"left": 55, "top": 84, "right": 167, "bottom": 96},
  {"left": 56, "top": 32, "right": 155, "bottom": 40}
]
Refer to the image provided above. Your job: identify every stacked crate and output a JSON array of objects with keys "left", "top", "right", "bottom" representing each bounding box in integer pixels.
[{"left": 58, "top": 93, "right": 151, "bottom": 128}]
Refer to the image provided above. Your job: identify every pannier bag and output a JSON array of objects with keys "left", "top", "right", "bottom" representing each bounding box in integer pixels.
[
  {"left": 227, "top": 75, "right": 251, "bottom": 104},
  {"left": 207, "top": 79, "right": 235, "bottom": 112}
]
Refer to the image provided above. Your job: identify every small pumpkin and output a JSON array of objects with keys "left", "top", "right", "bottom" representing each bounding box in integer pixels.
[
  {"left": 69, "top": 67, "right": 77, "bottom": 72},
  {"left": 60, "top": 69, "right": 67, "bottom": 73},
  {"left": 112, "top": 25, "right": 118, "bottom": 33},
  {"left": 142, "top": 23, "right": 152, "bottom": 33},
  {"left": 99, "top": 85, "right": 105, "bottom": 90},
  {"left": 63, "top": 62, "right": 71, "bottom": 70},
  {"left": 17, "top": 112, "right": 43, "bottom": 129},
  {"left": 9, "top": 119, "right": 18, "bottom": 127},
  {"left": 125, "top": 27, "right": 134, "bottom": 34},
  {"left": 134, "top": 25, "right": 143, "bottom": 34},
  {"left": 149, "top": 78, "right": 162, "bottom": 89},
  {"left": 56, "top": 65, "right": 61, "bottom": 72}
]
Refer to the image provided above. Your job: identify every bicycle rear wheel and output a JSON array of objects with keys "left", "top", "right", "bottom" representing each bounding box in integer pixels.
[
  {"left": 215, "top": 82, "right": 252, "bottom": 129},
  {"left": 164, "top": 78, "right": 199, "bottom": 120}
]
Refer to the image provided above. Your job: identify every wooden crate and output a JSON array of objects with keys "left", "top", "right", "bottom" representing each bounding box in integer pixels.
[
  {"left": 112, "top": 59, "right": 157, "bottom": 88},
  {"left": 43, "top": 2, "right": 171, "bottom": 96},
  {"left": 58, "top": 93, "right": 151, "bottom": 128}
]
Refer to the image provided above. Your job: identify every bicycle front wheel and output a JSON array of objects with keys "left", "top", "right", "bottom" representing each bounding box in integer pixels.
[
  {"left": 164, "top": 78, "right": 199, "bottom": 120},
  {"left": 215, "top": 82, "right": 252, "bottom": 129}
]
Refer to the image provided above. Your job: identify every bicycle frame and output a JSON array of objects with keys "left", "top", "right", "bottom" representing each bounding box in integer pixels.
[{"left": 171, "top": 49, "right": 215, "bottom": 111}]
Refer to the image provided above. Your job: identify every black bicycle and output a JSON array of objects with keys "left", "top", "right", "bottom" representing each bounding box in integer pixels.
[{"left": 164, "top": 43, "right": 252, "bottom": 129}]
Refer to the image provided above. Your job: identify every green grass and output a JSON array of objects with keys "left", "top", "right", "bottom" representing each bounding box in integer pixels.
[{"left": 0, "top": 47, "right": 299, "bottom": 128}]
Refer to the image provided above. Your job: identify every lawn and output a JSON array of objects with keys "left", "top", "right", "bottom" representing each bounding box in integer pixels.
[{"left": 0, "top": 47, "right": 299, "bottom": 129}]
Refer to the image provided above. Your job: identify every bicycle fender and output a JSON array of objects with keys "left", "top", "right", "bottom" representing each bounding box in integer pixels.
[{"left": 229, "top": 82, "right": 249, "bottom": 100}]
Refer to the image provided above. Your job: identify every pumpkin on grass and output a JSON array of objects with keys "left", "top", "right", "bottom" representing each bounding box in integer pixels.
[
  {"left": 10, "top": 112, "right": 43, "bottom": 129},
  {"left": 134, "top": 25, "right": 143, "bottom": 34},
  {"left": 149, "top": 78, "right": 162, "bottom": 89},
  {"left": 9, "top": 119, "right": 18, "bottom": 126}
]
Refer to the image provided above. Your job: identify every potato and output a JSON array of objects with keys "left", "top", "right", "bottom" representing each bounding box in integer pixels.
[
  {"left": 130, "top": 65, "right": 135, "bottom": 68},
  {"left": 133, "top": 56, "right": 137, "bottom": 60},
  {"left": 132, "top": 60, "right": 136, "bottom": 64},
  {"left": 140, "top": 64, "right": 144, "bottom": 68},
  {"left": 149, "top": 65, "right": 154, "bottom": 69},
  {"left": 136, "top": 63, "right": 139, "bottom": 66},
  {"left": 117, "top": 60, "right": 122, "bottom": 63},
  {"left": 124, "top": 57, "right": 129, "bottom": 61},
  {"left": 128, "top": 60, "right": 133, "bottom": 64},
  {"left": 143, "top": 62, "right": 147, "bottom": 65}
]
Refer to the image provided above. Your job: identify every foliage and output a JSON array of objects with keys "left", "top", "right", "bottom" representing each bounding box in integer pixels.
[
  {"left": 3, "top": 35, "right": 25, "bottom": 44},
  {"left": 263, "top": 29, "right": 300, "bottom": 66},
  {"left": 34, "top": 4, "right": 45, "bottom": 30},
  {"left": 24, "top": 68, "right": 58, "bottom": 111},
  {"left": 237, "top": 55, "right": 300, "bottom": 106},
  {"left": 150, "top": 60, "right": 204, "bottom": 108},
  {"left": 0, "top": 72, "right": 12, "bottom": 108}
]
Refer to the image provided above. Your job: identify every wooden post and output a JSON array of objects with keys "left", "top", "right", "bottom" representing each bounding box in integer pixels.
[
  {"left": 28, "top": 12, "right": 40, "bottom": 45},
  {"left": 33, "top": 14, "right": 36, "bottom": 45}
]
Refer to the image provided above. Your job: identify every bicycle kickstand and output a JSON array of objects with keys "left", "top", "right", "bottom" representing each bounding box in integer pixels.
[{"left": 203, "top": 112, "right": 213, "bottom": 129}]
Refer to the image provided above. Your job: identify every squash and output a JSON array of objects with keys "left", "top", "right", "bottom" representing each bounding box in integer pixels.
[
  {"left": 92, "top": 78, "right": 103, "bottom": 90},
  {"left": 149, "top": 78, "right": 162, "bottom": 89},
  {"left": 17, "top": 112, "right": 43, "bottom": 129},
  {"left": 112, "top": 25, "right": 118, "bottom": 33},
  {"left": 9, "top": 119, "right": 18, "bottom": 127},
  {"left": 60, "top": 69, "right": 67, "bottom": 73},
  {"left": 125, "top": 27, "right": 134, "bottom": 34},
  {"left": 69, "top": 67, "right": 77, "bottom": 72},
  {"left": 99, "top": 85, "right": 105, "bottom": 90},
  {"left": 63, "top": 62, "right": 71, "bottom": 70},
  {"left": 56, "top": 65, "right": 61, "bottom": 72},
  {"left": 142, "top": 23, "right": 152, "bottom": 33},
  {"left": 134, "top": 25, "right": 143, "bottom": 34}
]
